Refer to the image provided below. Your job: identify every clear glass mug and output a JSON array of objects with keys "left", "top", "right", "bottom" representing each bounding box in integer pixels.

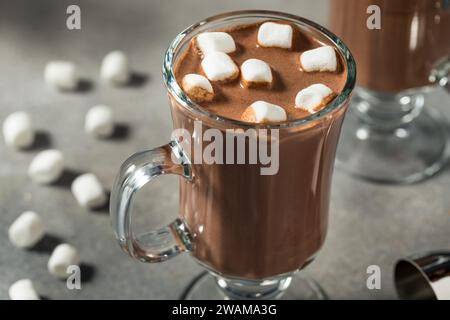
[
  {"left": 110, "top": 10, "right": 356, "bottom": 300},
  {"left": 330, "top": 0, "right": 450, "bottom": 184}
]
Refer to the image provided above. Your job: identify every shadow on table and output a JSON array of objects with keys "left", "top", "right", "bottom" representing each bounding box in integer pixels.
[
  {"left": 31, "top": 234, "right": 63, "bottom": 254},
  {"left": 128, "top": 71, "right": 149, "bottom": 88},
  {"left": 91, "top": 190, "right": 111, "bottom": 215},
  {"left": 110, "top": 123, "right": 131, "bottom": 140},
  {"left": 80, "top": 263, "right": 97, "bottom": 283},
  {"left": 23, "top": 131, "right": 52, "bottom": 151},
  {"left": 52, "top": 168, "right": 84, "bottom": 189},
  {"left": 75, "top": 79, "right": 94, "bottom": 93}
]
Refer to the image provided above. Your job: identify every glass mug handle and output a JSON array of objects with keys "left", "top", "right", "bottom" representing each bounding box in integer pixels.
[
  {"left": 110, "top": 140, "right": 193, "bottom": 262},
  {"left": 430, "top": 56, "right": 450, "bottom": 93}
]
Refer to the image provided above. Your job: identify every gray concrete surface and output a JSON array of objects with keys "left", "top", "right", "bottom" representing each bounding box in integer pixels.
[{"left": 1, "top": 0, "right": 449, "bottom": 300}]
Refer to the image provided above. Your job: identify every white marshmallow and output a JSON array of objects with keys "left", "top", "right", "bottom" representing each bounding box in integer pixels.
[
  {"left": 295, "top": 84, "right": 334, "bottom": 112},
  {"left": 44, "top": 61, "right": 78, "bottom": 90},
  {"left": 257, "top": 22, "right": 293, "bottom": 49},
  {"left": 28, "top": 149, "right": 64, "bottom": 184},
  {"left": 201, "top": 52, "right": 239, "bottom": 82},
  {"left": 182, "top": 74, "right": 214, "bottom": 102},
  {"left": 9, "top": 279, "right": 40, "bottom": 300},
  {"left": 240, "top": 59, "right": 273, "bottom": 87},
  {"left": 196, "top": 32, "right": 236, "bottom": 54},
  {"left": 101, "top": 50, "right": 130, "bottom": 85},
  {"left": 48, "top": 244, "right": 80, "bottom": 279},
  {"left": 71, "top": 173, "right": 107, "bottom": 209},
  {"left": 2, "top": 111, "right": 34, "bottom": 149},
  {"left": 300, "top": 46, "right": 337, "bottom": 72},
  {"left": 242, "top": 101, "right": 287, "bottom": 123},
  {"left": 8, "top": 211, "right": 45, "bottom": 249},
  {"left": 85, "top": 105, "right": 114, "bottom": 138}
]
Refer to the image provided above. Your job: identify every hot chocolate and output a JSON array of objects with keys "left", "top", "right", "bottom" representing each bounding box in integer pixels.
[
  {"left": 175, "top": 22, "right": 347, "bottom": 120},
  {"left": 170, "top": 22, "right": 349, "bottom": 279},
  {"left": 330, "top": 0, "right": 450, "bottom": 93}
]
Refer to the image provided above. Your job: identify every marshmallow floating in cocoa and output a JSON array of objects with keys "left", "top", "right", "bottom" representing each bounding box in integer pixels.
[
  {"left": 201, "top": 52, "right": 239, "bottom": 82},
  {"left": 300, "top": 46, "right": 337, "bottom": 72},
  {"left": 28, "top": 149, "right": 64, "bottom": 184},
  {"left": 257, "top": 22, "right": 293, "bottom": 49},
  {"left": 240, "top": 59, "right": 273, "bottom": 87},
  {"left": 85, "top": 105, "right": 114, "bottom": 138},
  {"left": 182, "top": 74, "right": 214, "bottom": 102},
  {"left": 44, "top": 61, "right": 78, "bottom": 90},
  {"left": 195, "top": 32, "right": 236, "bottom": 54},
  {"left": 8, "top": 211, "right": 45, "bottom": 249},
  {"left": 2, "top": 111, "right": 34, "bottom": 149},
  {"left": 295, "top": 84, "right": 335, "bottom": 113},
  {"left": 48, "top": 244, "right": 80, "bottom": 279},
  {"left": 9, "top": 279, "right": 40, "bottom": 300},
  {"left": 71, "top": 173, "right": 107, "bottom": 209},
  {"left": 241, "top": 101, "right": 287, "bottom": 123}
]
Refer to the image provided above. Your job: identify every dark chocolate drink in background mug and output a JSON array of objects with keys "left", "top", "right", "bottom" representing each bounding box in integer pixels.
[
  {"left": 330, "top": 0, "right": 450, "bottom": 184},
  {"left": 110, "top": 11, "right": 356, "bottom": 300}
]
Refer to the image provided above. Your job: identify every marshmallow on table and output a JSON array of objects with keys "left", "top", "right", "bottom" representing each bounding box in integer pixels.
[
  {"left": 182, "top": 74, "right": 214, "bottom": 102},
  {"left": 85, "top": 105, "right": 114, "bottom": 138},
  {"left": 300, "top": 46, "right": 337, "bottom": 72},
  {"left": 2, "top": 111, "right": 34, "bottom": 149},
  {"left": 28, "top": 149, "right": 64, "bottom": 184},
  {"left": 295, "top": 84, "right": 335, "bottom": 113},
  {"left": 48, "top": 244, "right": 80, "bottom": 279},
  {"left": 8, "top": 211, "right": 45, "bottom": 249},
  {"left": 241, "top": 101, "right": 287, "bottom": 124},
  {"left": 195, "top": 32, "right": 236, "bottom": 54},
  {"left": 201, "top": 52, "right": 239, "bottom": 82},
  {"left": 44, "top": 61, "right": 78, "bottom": 90},
  {"left": 241, "top": 59, "right": 273, "bottom": 87},
  {"left": 101, "top": 50, "right": 130, "bottom": 85},
  {"left": 71, "top": 173, "right": 107, "bottom": 209},
  {"left": 9, "top": 279, "right": 40, "bottom": 300},
  {"left": 257, "top": 22, "right": 293, "bottom": 49}
]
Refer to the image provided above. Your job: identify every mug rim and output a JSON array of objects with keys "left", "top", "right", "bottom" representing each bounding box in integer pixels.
[{"left": 162, "top": 10, "right": 357, "bottom": 129}]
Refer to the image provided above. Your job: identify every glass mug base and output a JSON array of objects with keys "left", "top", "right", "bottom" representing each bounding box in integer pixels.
[
  {"left": 181, "top": 271, "right": 327, "bottom": 300},
  {"left": 336, "top": 88, "right": 450, "bottom": 184}
]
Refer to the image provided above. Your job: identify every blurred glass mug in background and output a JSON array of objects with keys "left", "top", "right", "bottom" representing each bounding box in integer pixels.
[
  {"left": 110, "top": 11, "right": 356, "bottom": 299},
  {"left": 330, "top": 0, "right": 450, "bottom": 184}
]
